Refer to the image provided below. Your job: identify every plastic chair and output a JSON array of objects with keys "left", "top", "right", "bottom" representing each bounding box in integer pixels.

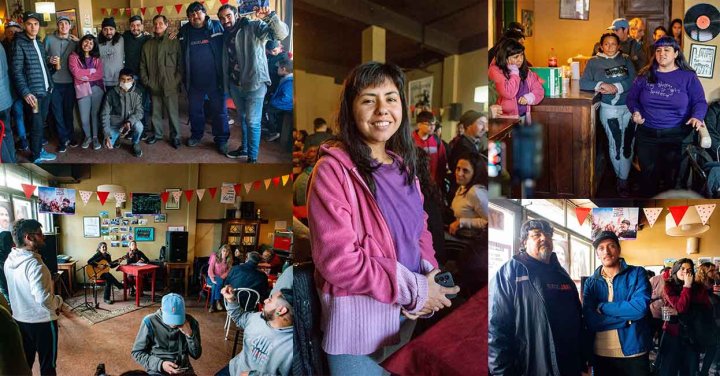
[
  {"left": 197, "top": 264, "right": 212, "bottom": 309},
  {"left": 224, "top": 288, "right": 261, "bottom": 346}
]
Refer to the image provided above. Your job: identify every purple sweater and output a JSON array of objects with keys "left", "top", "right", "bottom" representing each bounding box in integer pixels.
[
  {"left": 307, "top": 145, "right": 437, "bottom": 355},
  {"left": 626, "top": 68, "right": 707, "bottom": 129}
]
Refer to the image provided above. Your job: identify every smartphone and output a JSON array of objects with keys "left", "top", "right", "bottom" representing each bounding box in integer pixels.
[
  {"left": 174, "top": 367, "right": 189, "bottom": 373},
  {"left": 434, "top": 271, "right": 457, "bottom": 299},
  {"left": 238, "top": 0, "right": 270, "bottom": 15}
]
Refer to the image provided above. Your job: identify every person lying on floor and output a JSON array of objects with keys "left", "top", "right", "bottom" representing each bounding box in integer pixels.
[
  {"left": 131, "top": 293, "right": 202, "bottom": 375},
  {"left": 215, "top": 285, "right": 293, "bottom": 376}
]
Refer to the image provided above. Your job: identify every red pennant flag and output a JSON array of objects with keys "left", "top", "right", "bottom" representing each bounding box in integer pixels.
[
  {"left": 156, "top": 6, "right": 164, "bottom": 14},
  {"left": 252, "top": 181, "right": 262, "bottom": 191},
  {"left": 101, "top": 8, "right": 107, "bottom": 15},
  {"left": 112, "top": 8, "right": 119, "bottom": 16},
  {"left": 669, "top": 206, "right": 690, "bottom": 226},
  {"left": 128, "top": 192, "right": 132, "bottom": 203},
  {"left": 97, "top": 191, "right": 110, "bottom": 205},
  {"left": 126, "top": 8, "right": 131, "bottom": 16},
  {"left": 272, "top": 177, "right": 281, "bottom": 187},
  {"left": 220, "top": 0, "right": 230, "bottom": 4},
  {"left": 175, "top": 4, "right": 183, "bottom": 14},
  {"left": 184, "top": 190, "right": 194, "bottom": 202},
  {"left": 160, "top": 191, "right": 170, "bottom": 204},
  {"left": 208, "top": 187, "right": 218, "bottom": 199},
  {"left": 140, "top": 7, "right": 147, "bottom": 15},
  {"left": 233, "top": 184, "right": 242, "bottom": 195},
  {"left": 575, "top": 207, "right": 591, "bottom": 226},
  {"left": 21, "top": 184, "right": 36, "bottom": 198}
]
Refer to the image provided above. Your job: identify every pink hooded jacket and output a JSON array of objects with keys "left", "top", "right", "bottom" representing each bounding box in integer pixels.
[
  {"left": 307, "top": 144, "right": 438, "bottom": 355},
  {"left": 488, "top": 59, "right": 545, "bottom": 118},
  {"left": 68, "top": 52, "right": 104, "bottom": 99}
]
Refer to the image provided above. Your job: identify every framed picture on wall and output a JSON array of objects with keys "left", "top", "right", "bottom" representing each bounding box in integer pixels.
[
  {"left": 83, "top": 216, "right": 101, "bottom": 238},
  {"left": 165, "top": 188, "right": 181, "bottom": 210},
  {"left": 559, "top": 0, "right": 589, "bottom": 20},
  {"left": 134, "top": 227, "right": 155, "bottom": 242},
  {"left": 689, "top": 44, "right": 716, "bottom": 79},
  {"left": 12, "top": 196, "right": 34, "bottom": 221}
]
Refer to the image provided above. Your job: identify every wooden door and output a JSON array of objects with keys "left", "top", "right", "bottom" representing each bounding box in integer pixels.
[{"left": 619, "top": 0, "right": 671, "bottom": 49}]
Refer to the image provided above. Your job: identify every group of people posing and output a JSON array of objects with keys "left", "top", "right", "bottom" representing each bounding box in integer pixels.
[
  {"left": 0, "top": 1, "right": 289, "bottom": 163},
  {"left": 489, "top": 18, "right": 709, "bottom": 197}
]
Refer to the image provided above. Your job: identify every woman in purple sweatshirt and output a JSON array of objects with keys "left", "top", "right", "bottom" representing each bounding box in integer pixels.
[
  {"left": 306, "top": 62, "right": 459, "bottom": 375},
  {"left": 626, "top": 36, "right": 708, "bottom": 197}
]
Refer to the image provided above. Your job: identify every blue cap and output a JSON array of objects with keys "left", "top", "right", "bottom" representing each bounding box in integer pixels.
[
  {"left": 161, "top": 293, "right": 185, "bottom": 326},
  {"left": 607, "top": 18, "right": 629, "bottom": 30}
]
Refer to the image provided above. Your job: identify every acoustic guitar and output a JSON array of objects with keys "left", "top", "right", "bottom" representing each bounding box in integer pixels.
[{"left": 85, "top": 255, "right": 128, "bottom": 280}]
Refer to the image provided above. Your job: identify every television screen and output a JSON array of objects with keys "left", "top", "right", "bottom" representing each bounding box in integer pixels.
[
  {"left": 38, "top": 187, "right": 76, "bottom": 215},
  {"left": 132, "top": 193, "right": 161, "bottom": 214}
]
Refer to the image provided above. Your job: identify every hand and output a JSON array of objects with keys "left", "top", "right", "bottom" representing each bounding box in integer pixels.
[
  {"left": 104, "top": 137, "right": 113, "bottom": 149},
  {"left": 69, "top": 34, "right": 79, "bottom": 42},
  {"left": 687, "top": 117, "right": 705, "bottom": 130},
  {"left": 221, "top": 285, "right": 236, "bottom": 302},
  {"left": 448, "top": 220, "right": 460, "bottom": 235},
  {"left": 49, "top": 56, "right": 60, "bottom": 65},
  {"left": 168, "top": 31, "right": 178, "bottom": 40},
  {"left": 24, "top": 94, "right": 37, "bottom": 108},
  {"left": 162, "top": 361, "right": 182, "bottom": 375},
  {"left": 255, "top": 6, "right": 271, "bottom": 19},
  {"left": 178, "top": 320, "right": 193, "bottom": 337},
  {"left": 683, "top": 272, "right": 693, "bottom": 287},
  {"left": 121, "top": 122, "right": 131, "bottom": 136},
  {"left": 490, "top": 104, "right": 503, "bottom": 118},
  {"left": 599, "top": 83, "right": 617, "bottom": 94},
  {"left": 517, "top": 96, "right": 528, "bottom": 105},
  {"left": 632, "top": 111, "right": 645, "bottom": 125},
  {"left": 422, "top": 269, "right": 460, "bottom": 313},
  {"left": 240, "top": 372, "right": 249, "bottom": 376}
]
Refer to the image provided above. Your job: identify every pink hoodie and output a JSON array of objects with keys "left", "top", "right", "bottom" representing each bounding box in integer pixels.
[
  {"left": 488, "top": 59, "right": 545, "bottom": 118},
  {"left": 307, "top": 144, "right": 437, "bottom": 355},
  {"left": 68, "top": 52, "right": 104, "bottom": 99}
]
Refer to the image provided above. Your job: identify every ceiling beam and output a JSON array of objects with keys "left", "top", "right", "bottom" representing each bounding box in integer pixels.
[
  {"left": 296, "top": 57, "right": 353, "bottom": 84},
  {"left": 298, "top": 0, "right": 459, "bottom": 55},
  {"left": 460, "top": 32, "right": 487, "bottom": 53}
]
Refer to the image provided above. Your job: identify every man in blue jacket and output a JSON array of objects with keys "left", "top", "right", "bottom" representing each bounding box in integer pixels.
[
  {"left": 583, "top": 231, "right": 651, "bottom": 376},
  {"left": 489, "top": 219, "right": 585, "bottom": 376},
  {"left": 178, "top": 2, "right": 229, "bottom": 154},
  {"left": 265, "top": 58, "right": 293, "bottom": 148}
]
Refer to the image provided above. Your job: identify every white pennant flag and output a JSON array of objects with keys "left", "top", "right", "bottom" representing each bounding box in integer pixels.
[
  {"left": 79, "top": 190, "right": 93, "bottom": 205},
  {"left": 695, "top": 204, "right": 716, "bottom": 225},
  {"left": 171, "top": 191, "right": 182, "bottom": 204},
  {"left": 643, "top": 208, "right": 663, "bottom": 228},
  {"left": 196, "top": 189, "right": 205, "bottom": 201},
  {"left": 244, "top": 182, "right": 253, "bottom": 195},
  {"left": 114, "top": 192, "right": 126, "bottom": 203}
]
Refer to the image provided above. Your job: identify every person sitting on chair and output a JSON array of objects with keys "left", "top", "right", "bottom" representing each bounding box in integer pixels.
[
  {"left": 225, "top": 251, "right": 270, "bottom": 301},
  {"left": 88, "top": 241, "right": 124, "bottom": 305},
  {"left": 125, "top": 240, "right": 150, "bottom": 297},
  {"left": 215, "top": 285, "right": 292, "bottom": 376},
  {"left": 261, "top": 248, "right": 283, "bottom": 275},
  {"left": 207, "top": 244, "right": 233, "bottom": 313}
]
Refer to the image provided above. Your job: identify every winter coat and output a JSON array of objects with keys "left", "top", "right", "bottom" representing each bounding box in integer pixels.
[
  {"left": 269, "top": 73, "right": 293, "bottom": 111},
  {"left": 178, "top": 18, "right": 224, "bottom": 90},
  {"left": 225, "top": 261, "right": 270, "bottom": 300},
  {"left": 68, "top": 52, "right": 104, "bottom": 99},
  {"left": 488, "top": 60, "right": 545, "bottom": 117},
  {"left": 10, "top": 32, "right": 54, "bottom": 98},
  {"left": 0, "top": 46, "right": 13, "bottom": 111},
  {"left": 131, "top": 310, "right": 202, "bottom": 373},
  {"left": 101, "top": 84, "right": 143, "bottom": 133},
  {"left": 140, "top": 32, "right": 183, "bottom": 96},
  {"left": 122, "top": 31, "right": 150, "bottom": 75},
  {"left": 3, "top": 247, "right": 63, "bottom": 323}
]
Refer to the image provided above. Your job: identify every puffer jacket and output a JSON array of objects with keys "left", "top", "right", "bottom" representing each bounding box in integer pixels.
[
  {"left": 489, "top": 252, "right": 584, "bottom": 376},
  {"left": 0, "top": 46, "right": 14, "bottom": 111},
  {"left": 229, "top": 13, "right": 289, "bottom": 92},
  {"left": 178, "top": 18, "right": 224, "bottom": 90},
  {"left": 10, "top": 32, "right": 54, "bottom": 98},
  {"left": 141, "top": 32, "right": 183, "bottom": 96},
  {"left": 269, "top": 73, "right": 293, "bottom": 111},
  {"left": 101, "top": 84, "right": 143, "bottom": 134},
  {"left": 131, "top": 309, "right": 202, "bottom": 373}
]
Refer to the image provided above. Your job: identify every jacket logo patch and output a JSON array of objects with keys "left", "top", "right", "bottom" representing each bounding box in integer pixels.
[
  {"left": 604, "top": 65, "right": 628, "bottom": 78},
  {"left": 546, "top": 283, "right": 574, "bottom": 291},
  {"left": 516, "top": 276, "right": 529, "bottom": 282}
]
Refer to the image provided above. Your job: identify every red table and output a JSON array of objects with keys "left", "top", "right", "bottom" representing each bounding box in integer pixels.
[
  {"left": 117, "top": 264, "right": 160, "bottom": 307},
  {"left": 382, "top": 288, "right": 488, "bottom": 375}
]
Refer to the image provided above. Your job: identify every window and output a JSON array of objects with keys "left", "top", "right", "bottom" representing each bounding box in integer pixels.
[
  {"left": 6, "top": 166, "right": 30, "bottom": 192},
  {"left": 489, "top": 202, "right": 515, "bottom": 278},
  {"left": 524, "top": 199, "right": 565, "bottom": 226},
  {"left": 570, "top": 236, "right": 593, "bottom": 280},
  {"left": 566, "top": 203, "right": 592, "bottom": 238}
]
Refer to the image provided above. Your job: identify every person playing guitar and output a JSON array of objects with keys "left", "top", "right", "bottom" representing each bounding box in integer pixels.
[
  {"left": 125, "top": 241, "right": 150, "bottom": 297},
  {"left": 87, "top": 242, "right": 125, "bottom": 305}
]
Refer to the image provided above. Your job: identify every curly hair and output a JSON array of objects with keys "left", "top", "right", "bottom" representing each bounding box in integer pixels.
[{"left": 695, "top": 262, "right": 716, "bottom": 286}]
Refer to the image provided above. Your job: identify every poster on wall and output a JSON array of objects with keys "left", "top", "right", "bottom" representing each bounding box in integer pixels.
[
  {"left": 38, "top": 187, "right": 76, "bottom": 215},
  {"left": 689, "top": 44, "right": 716, "bottom": 79},
  {"left": 220, "top": 183, "right": 236, "bottom": 204},
  {"left": 591, "top": 207, "right": 640, "bottom": 240},
  {"left": 408, "top": 76, "right": 433, "bottom": 118},
  {"left": 0, "top": 200, "right": 13, "bottom": 232},
  {"left": 12, "top": 197, "right": 33, "bottom": 220},
  {"left": 521, "top": 9, "right": 534, "bottom": 37}
]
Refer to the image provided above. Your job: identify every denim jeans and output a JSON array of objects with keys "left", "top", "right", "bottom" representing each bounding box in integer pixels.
[
  {"left": 28, "top": 95, "right": 51, "bottom": 160},
  {"left": 11, "top": 98, "right": 26, "bottom": 141},
  {"left": 206, "top": 276, "right": 225, "bottom": 304},
  {"left": 49, "top": 82, "right": 76, "bottom": 145},
  {"left": 229, "top": 84, "right": 267, "bottom": 160},
  {"left": 107, "top": 121, "right": 143, "bottom": 145},
  {"left": 188, "top": 86, "right": 229, "bottom": 145}
]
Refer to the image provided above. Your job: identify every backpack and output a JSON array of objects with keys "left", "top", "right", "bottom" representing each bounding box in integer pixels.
[{"left": 292, "top": 262, "right": 328, "bottom": 375}]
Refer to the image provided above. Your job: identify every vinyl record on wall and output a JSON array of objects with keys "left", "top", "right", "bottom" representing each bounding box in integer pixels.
[{"left": 683, "top": 3, "right": 720, "bottom": 42}]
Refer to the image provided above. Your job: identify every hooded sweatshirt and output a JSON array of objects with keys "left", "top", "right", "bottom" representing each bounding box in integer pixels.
[
  {"left": 226, "top": 301, "right": 293, "bottom": 376},
  {"left": 3, "top": 247, "right": 63, "bottom": 323},
  {"left": 131, "top": 310, "right": 202, "bottom": 373},
  {"left": 579, "top": 52, "right": 636, "bottom": 106}
]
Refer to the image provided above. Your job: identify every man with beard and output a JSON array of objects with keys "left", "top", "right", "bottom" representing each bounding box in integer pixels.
[
  {"left": 489, "top": 219, "right": 585, "bottom": 376},
  {"left": 122, "top": 16, "right": 151, "bottom": 139},
  {"left": 216, "top": 285, "right": 293, "bottom": 376},
  {"left": 582, "top": 231, "right": 651, "bottom": 376},
  {"left": 617, "top": 219, "right": 637, "bottom": 239}
]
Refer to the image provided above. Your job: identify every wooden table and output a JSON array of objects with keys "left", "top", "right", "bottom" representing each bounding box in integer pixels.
[
  {"left": 489, "top": 117, "right": 519, "bottom": 142},
  {"left": 57, "top": 261, "right": 77, "bottom": 295},
  {"left": 166, "top": 262, "right": 191, "bottom": 296},
  {"left": 117, "top": 264, "right": 159, "bottom": 307}
]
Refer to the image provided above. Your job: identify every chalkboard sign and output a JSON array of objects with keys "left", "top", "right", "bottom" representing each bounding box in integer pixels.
[{"left": 689, "top": 44, "right": 716, "bottom": 79}]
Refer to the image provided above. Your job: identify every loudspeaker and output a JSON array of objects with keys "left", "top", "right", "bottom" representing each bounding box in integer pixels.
[
  {"left": 40, "top": 234, "right": 59, "bottom": 274},
  {"left": 240, "top": 201, "right": 255, "bottom": 219},
  {"left": 449, "top": 103, "right": 463, "bottom": 122},
  {"left": 166, "top": 231, "right": 188, "bottom": 262}
]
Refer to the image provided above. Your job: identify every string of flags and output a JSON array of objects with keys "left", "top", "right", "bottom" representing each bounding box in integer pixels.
[
  {"left": 575, "top": 204, "right": 717, "bottom": 229},
  {"left": 19, "top": 172, "right": 292, "bottom": 207},
  {"left": 100, "top": 0, "right": 234, "bottom": 17}
]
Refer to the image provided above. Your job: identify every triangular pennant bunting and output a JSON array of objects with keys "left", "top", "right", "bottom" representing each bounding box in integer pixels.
[
  {"left": 668, "top": 206, "right": 690, "bottom": 226},
  {"left": 206, "top": 0, "right": 217, "bottom": 11},
  {"left": 264, "top": 179, "right": 271, "bottom": 190},
  {"left": 233, "top": 184, "right": 242, "bottom": 195},
  {"left": 272, "top": 177, "right": 281, "bottom": 187},
  {"left": 175, "top": 4, "right": 183, "bottom": 14},
  {"left": 119, "top": 8, "right": 125, "bottom": 15},
  {"left": 126, "top": 8, "right": 131, "bottom": 16},
  {"left": 113, "top": 192, "right": 126, "bottom": 203},
  {"left": 97, "top": 191, "right": 110, "bottom": 205},
  {"left": 140, "top": 7, "right": 147, "bottom": 15},
  {"left": 282, "top": 175, "right": 290, "bottom": 186},
  {"left": 244, "top": 182, "right": 253, "bottom": 195},
  {"left": 253, "top": 181, "right": 262, "bottom": 191},
  {"left": 132, "top": 8, "right": 139, "bottom": 15},
  {"left": 79, "top": 190, "right": 93, "bottom": 205},
  {"left": 171, "top": 191, "right": 182, "bottom": 204},
  {"left": 184, "top": 190, "right": 194, "bottom": 203},
  {"left": 208, "top": 187, "right": 218, "bottom": 199},
  {"left": 101, "top": 8, "right": 107, "bottom": 15},
  {"left": 160, "top": 191, "right": 170, "bottom": 204},
  {"left": 21, "top": 184, "right": 36, "bottom": 198},
  {"left": 220, "top": 0, "right": 230, "bottom": 4},
  {"left": 695, "top": 204, "right": 716, "bottom": 226},
  {"left": 643, "top": 208, "right": 663, "bottom": 228},
  {"left": 156, "top": 6, "right": 164, "bottom": 14},
  {"left": 575, "top": 207, "right": 591, "bottom": 226},
  {"left": 196, "top": 189, "right": 205, "bottom": 201}
]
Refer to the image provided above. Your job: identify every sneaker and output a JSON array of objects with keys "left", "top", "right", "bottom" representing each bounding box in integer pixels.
[
  {"left": 146, "top": 136, "right": 160, "bottom": 145},
  {"left": 217, "top": 143, "right": 228, "bottom": 155},
  {"left": 132, "top": 143, "right": 143, "bottom": 157},
  {"left": 68, "top": 139, "right": 79, "bottom": 148},
  {"left": 92, "top": 138, "right": 101, "bottom": 150},
  {"left": 266, "top": 133, "right": 280, "bottom": 142},
  {"left": 18, "top": 138, "right": 29, "bottom": 151},
  {"left": 141, "top": 133, "right": 150, "bottom": 141},
  {"left": 42, "top": 138, "right": 48, "bottom": 146},
  {"left": 228, "top": 119, "right": 235, "bottom": 125},
  {"left": 226, "top": 148, "right": 248, "bottom": 159},
  {"left": 33, "top": 150, "right": 57, "bottom": 163},
  {"left": 247, "top": 158, "right": 257, "bottom": 164},
  {"left": 81, "top": 138, "right": 92, "bottom": 149},
  {"left": 208, "top": 305, "right": 216, "bottom": 313},
  {"left": 172, "top": 139, "right": 181, "bottom": 149},
  {"left": 187, "top": 138, "right": 201, "bottom": 147},
  {"left": 104, "top": 299, "right": 113, "bottom": 305},
  {"left": 58, "top": 144, "right": 67, "bottom": 153}
]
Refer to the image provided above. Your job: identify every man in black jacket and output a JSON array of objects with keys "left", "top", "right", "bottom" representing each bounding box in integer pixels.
[
  {"left": 225, "top": 251, "right": 269, "bottom": 300},
  {"left": 489, "top": 219, "right": 585, "bottom": 376},
  {"left": 10, "top": 12, "right": 56, "bottom": 163}
]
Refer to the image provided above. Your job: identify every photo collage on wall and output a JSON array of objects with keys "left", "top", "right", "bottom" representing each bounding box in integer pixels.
[{"left": 99, "top": 211, "right": 162, "bottom": 247}]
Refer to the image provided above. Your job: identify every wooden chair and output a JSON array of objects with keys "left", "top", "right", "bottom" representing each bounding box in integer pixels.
[{"left": 224, "top": 288, "right": 261, "bottom": 356}]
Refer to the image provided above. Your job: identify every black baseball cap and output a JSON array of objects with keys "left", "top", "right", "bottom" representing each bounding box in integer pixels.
[
  {"left": 593, "top": 231, "right": 620, "bottom": 249},
  {"left": 23, "top": 12, "right": 42, "bottom": 23}
]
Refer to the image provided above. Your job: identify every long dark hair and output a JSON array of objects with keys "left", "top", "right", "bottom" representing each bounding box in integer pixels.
[
  {"left": 494, "top": 38, "right": 528, "bottom": 80},
  {"left": 336, "top": 62, "right": 417, "bottom": 195},
  {"left": 74, "top": 34, "right": 100, "bottom": 66},
  {"left": 456, "top": 152, "right": 487, "bottom": 196},
  {"left": 666, "top": 258, "right": 698, "bottom": 297},
  {"left": 638, "top": 36, "right": 694, "bottom": 83},
  {"left": 670, "top": 18, "right": 683, "bottom": 38}
]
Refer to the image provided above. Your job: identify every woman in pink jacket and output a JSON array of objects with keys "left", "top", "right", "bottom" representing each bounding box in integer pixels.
[
  {"left": 489, "top": 38, "right": 544, "bottom": 122},
  {"left": 68, "top": 34, "right": 105, "bottom": 150},
  {"left": 307, "top": 62, "right": 459, "bottom": 375}
]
